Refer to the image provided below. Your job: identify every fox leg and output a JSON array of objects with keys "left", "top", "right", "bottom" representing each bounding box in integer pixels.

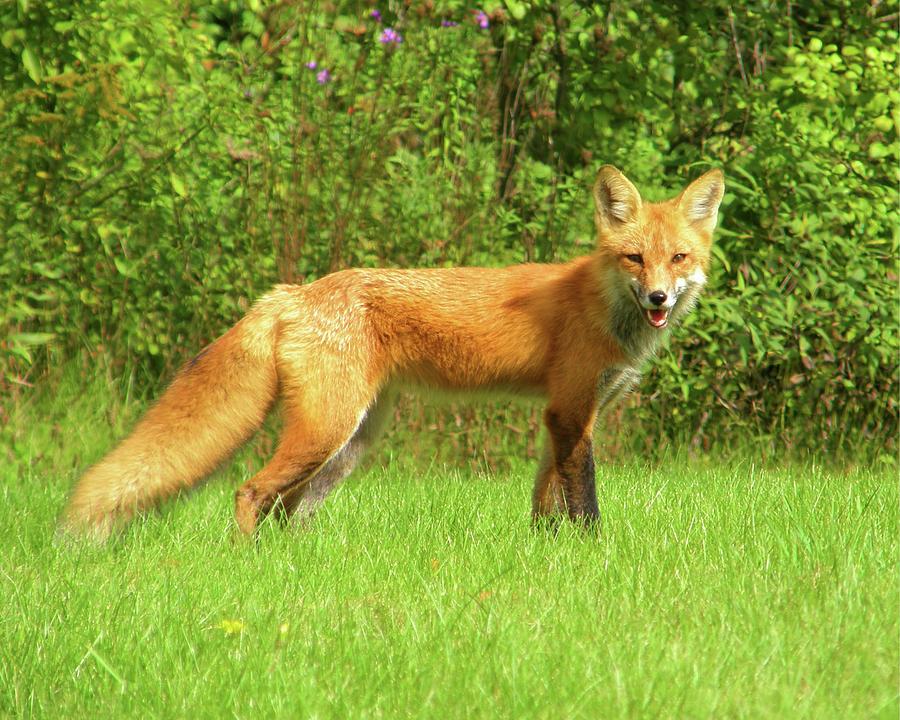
[
  {"left": 233, "top": 383, "right": 376, "bottom": 535},
  {"left": 280, "top": 390, "right": 395, "bottom": 523},
  {"left": 279, "top": 441, "right": 364, "bottom": 523},
  {"left": 533, "top": 367, "right": 637, "bottom": 526},
  {"left": 532, "top": 442, "right": 566, "bottom": 520},
  {"left": 532, "top": 368, "right": 636, "bottom": 525},
  {"left": 533, "top": 404, "right": 600, "bottom": 528}
]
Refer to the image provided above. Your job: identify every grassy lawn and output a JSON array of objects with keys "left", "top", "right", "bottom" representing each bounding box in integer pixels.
[
  {"left": 1, "top": 385, "right": 896, "bottom": 718},
  {"left": 2, "top": 464, "right": 895, "bottom": 718}
]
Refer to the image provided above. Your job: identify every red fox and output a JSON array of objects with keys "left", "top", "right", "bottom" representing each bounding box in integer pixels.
[{"left": 61, "top": 166, "right": 724, "bottom": 540}]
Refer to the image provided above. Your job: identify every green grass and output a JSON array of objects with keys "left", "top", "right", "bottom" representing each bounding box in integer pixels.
[{"left": 1, "top": 377, "right": 897, "bottom": 718}]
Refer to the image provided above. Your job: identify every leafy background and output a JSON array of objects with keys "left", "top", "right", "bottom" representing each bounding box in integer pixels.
[{"left": 1, "top": 0, "right": 897, "bottom": 464}]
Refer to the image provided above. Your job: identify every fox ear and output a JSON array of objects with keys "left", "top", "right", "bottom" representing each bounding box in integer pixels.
[
  {"left": 679, "top": 169, "right": 725, "bottom": 234},
  {"left": 593, "top": 165, "right": 642, "bottom": 229}
]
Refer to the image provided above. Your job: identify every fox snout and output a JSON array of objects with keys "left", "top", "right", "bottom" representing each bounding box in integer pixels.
[
  {"left": 629, "top": 282, "right": 676, "bottom": 329},
  {"left": 626, "top": 266, "right": 707, "bottom": 329},
  {"left": 631, "top": 283, "right": 675, "bottom": 309}
]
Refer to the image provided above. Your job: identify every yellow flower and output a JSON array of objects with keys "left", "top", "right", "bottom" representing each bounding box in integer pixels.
[{"left": 217, "top": 619, "right": 244, "bottom": 635}]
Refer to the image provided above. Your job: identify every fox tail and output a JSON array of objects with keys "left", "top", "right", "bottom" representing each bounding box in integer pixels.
[{"left": 60, "top": 298, "right": 281, "bottom": 541}]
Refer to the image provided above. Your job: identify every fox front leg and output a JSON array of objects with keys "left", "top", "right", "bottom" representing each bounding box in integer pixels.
[
  {"left": 535, "top": 406, "right": 601, "bottom": 530},
  {"left": 533, "top": 367, "right": 640, "bottom": 530}
]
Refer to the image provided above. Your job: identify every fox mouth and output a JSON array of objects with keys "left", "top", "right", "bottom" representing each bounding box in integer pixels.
[
  {"left": 644, "top": 308, "right": 670, "bottom": 329},
  {"left": 630, "top": 288, "right": 671, "bottom": 329}
]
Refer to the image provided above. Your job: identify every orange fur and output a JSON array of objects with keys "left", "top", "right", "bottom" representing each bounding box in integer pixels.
[{"left": 60, "top": 166, "right": 725, "bottom": 540}]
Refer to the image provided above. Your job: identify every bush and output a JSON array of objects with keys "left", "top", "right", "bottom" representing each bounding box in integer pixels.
[{"left": 1, "top": 0, "right": 896, "bottom": 458}]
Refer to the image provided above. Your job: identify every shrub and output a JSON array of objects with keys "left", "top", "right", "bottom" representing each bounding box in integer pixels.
[{"left": 1, "top": 0, "right": 896, "bottom": 458}]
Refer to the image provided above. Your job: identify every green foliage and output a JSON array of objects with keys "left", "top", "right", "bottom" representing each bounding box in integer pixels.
[{"left": 1, "top": 0, "right": 897, "bottom": 456}]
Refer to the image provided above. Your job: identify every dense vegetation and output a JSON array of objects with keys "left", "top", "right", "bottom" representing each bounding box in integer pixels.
[{"left": 2, "top": 0, "right": 897, "bottom": 459}]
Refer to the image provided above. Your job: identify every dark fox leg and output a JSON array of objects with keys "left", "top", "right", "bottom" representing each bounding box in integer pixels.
[
  {"left": 535, "top": 367, "right": 638, "bottom": 530},
  {"left": 559, "top": 438, "right": 600, "bottom": 527},
  {"left": 536, "top": 405, "right": 600, "bottom": 530}
]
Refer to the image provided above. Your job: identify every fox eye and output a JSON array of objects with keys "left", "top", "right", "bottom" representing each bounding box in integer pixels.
[
  {"left": 672, "top": 253, "right": 686, "bottom": 263},
  {"left": 625, "top": 254, "right": 643, "bottom": 265}
]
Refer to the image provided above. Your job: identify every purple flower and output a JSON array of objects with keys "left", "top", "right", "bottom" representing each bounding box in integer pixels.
[
  {"left": 305, "top": 60, "right": 318, "bottom": 70},
  {"left": 441, "top": 19, "right": 458, "bottom": 27},
  {"left": 474, "top": 10, "right": 489, "bottom": 29},
  {"left": 370, "top": 9, "right": 381, "bottom": 22},
  {"left": 379, "top": 27, "right": 403, "bottom": 44},
  {"left": 316, "top": 69, "right": 331, "bottom": 84}
]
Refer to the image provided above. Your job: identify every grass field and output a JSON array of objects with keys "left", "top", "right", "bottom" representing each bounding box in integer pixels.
[{"left": 1, "top": 381, "right": 897, "bottom": 718}]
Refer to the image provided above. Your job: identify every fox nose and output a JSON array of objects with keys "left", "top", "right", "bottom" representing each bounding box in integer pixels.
[{"left": 649, "top": 290, "right": 667, "bottom": 306}]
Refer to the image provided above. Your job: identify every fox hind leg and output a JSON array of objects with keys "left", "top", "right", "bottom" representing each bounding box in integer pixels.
[
  {"left": 233, "top": 441, "right": 332, "bottom": 535},
  {"left": 279, "top": 390, "right": 395, "bottom": 524},
  {"left": 277, "top": 432, "right": 365, "bottom": 525},
  {"left": 233, "top": 380, "right": 378, "bottom": 535}
]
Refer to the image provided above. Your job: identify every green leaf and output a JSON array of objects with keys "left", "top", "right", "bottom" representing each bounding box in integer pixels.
[
  {"left": 1, "top": 28, "right": 24, "bottom": 49},
  {"left": 21, "top": 46, "right": 41, "bottom": 84},
  {"left": 8, "top": 332, "right": 55, "bottom": 347},
  {"left": 170, "top": 173, "right": 187, "bottom": 197},
  {"left": 505, "top": 0, "right": 527, "bottom": 20},
  {"left": 868, "top": 142, "right": 889, "bottom": 159},
  {"left": 113, "top": 257, "right": 137, "bottom": 278}
]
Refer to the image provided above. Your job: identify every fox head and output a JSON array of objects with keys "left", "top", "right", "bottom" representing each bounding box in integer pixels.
[{"left": 592, "top": 165, "right": 725, "bottom": 333}]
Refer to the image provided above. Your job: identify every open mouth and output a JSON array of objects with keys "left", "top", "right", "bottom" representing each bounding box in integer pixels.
[
  {"left": 631, "top": 288, "right": 671, "bottom": 329},
  {"left": 644, "top": 308, "right": 669, "bottom": 329}
]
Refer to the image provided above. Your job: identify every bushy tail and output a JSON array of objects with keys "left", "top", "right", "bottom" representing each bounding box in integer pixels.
[{"left": 60, "top": 301, "right": 280, "bottom": 541}]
